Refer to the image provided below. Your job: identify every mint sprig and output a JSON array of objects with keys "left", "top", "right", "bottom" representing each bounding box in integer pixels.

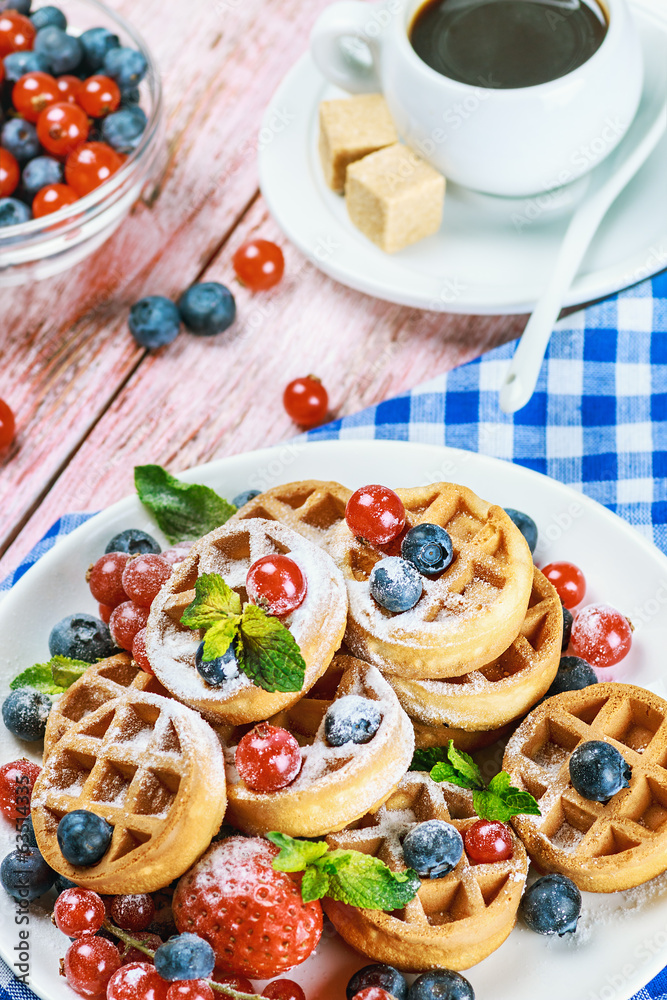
[
  {"left": 10, "top": 655, "right": 89, "bottom": 696},
  {"left": 411, "top": 740, "right": 541, "bottom": 823},
  {"left": 135, "top": 465, "right": 236, "bottom": 545},
  {"left": 267, "top": 832, "right": 421, "bottom": 909}
]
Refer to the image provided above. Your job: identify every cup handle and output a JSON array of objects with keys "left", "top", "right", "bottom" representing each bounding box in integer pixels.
[{"left": 310, "top": 1, "right": 384, "bottom": 93}]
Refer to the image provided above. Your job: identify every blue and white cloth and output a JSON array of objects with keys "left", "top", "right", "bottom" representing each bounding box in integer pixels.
[{"left": 1, "top": 270, "right": 667, "bottom": 1000}]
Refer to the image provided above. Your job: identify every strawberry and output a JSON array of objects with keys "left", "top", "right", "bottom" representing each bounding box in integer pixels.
[{"left": 172, "top": 837, "right": 322, "bottom": 980}]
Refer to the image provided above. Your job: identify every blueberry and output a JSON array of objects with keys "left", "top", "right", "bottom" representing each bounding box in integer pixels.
[
  {"left": 0, "top": 197, "right": 32, "bottom": 226},
  {"left": 3, "top": 50, "right": 49, "bottom": 82},
  {"left": 22, "top": 155, "right": 63, "bottom": 197},
  {"left": 49, "top": 613, "right": 118, "bottom": 662},
  {"left": 408, "top": 970, "right": 475, "bottom": 1000},
  {"left": 569, "top": 740, "right": 631, "bottom": 803},
  {"left": 562, "top": 605, "right": 573, "bottom": 650},
  {"left": 1, "top": 118, "right": 40, "bottom": 162},
  {"left": 30, "top": 4, "right": 66, "bottom": 29},
  {"left": 20, "top": 816, "right": 38, "bottom": 851},
  {"left": 402, "top": 820, "right": 463, "bottom": 879},
  {"left": 105, "top": 528, "right": 161, "bottom": 556},
  {"left": 546, "top": 655, "right": 597, "bottom": 698},
  {"left": 347, "top": 964, "right": 408, "bottom": 1000},
  {"left": 1, "top": 0, "right": 31, "bottom": 13},
  {"left": 129, "top": 296, "right": 181, "bottom": 349},
  {"left": 177, "top": 282, "right": 236, "bottom": 337},
  {"left": 520, "top": 873, "right": 581, "bottom": 935},
  {"left": 79, "top": 25, "right": 119, "bottom": 71},
  {"left": 103, "top": 46, "right": 148, "bottom": 91},
  {"left": 1, "top": 848, "right": 56, "bottom": 901},
  {"left": 324, "top": 695, "right": 382, "bottom": 747},
  {"left": 369, "top": 556, "right": 422, "bottom": 613},
  {"left": 53, "top": 873, "right": 78, "bottom": 894},
  {"left": 401, "top": 523, "right": 453, "bottom": 577},
  {"left": 2, "top": 689, "right": 51, "bottom": 741},
  {"left": 57, "top": 810, "right": 113, "bottom": 866},
  {"left": 119, "top": 87, "right": 141, "bottom": 108},
  {"left": 504, "top": 507, "right": 538, "bottom": 554},
  {"left": 101, "top": 106, "right": 147, "bottom": 154},
  {"left": 154, "top": 933, "right": 215, "bottom": 981},
  {"left": 195, "top": 641, "right": 239, "bottom": 686},
  {"left": 34, "top": 26, "right": 83, "bottom": 74},
  {"left": 232, "top": 489, "right": 260, "bottom": 508}
]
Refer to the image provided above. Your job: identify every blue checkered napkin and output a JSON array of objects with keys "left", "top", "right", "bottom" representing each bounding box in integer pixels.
[{"left": 0, "top": 513, "right": 95, "bottom": 594}]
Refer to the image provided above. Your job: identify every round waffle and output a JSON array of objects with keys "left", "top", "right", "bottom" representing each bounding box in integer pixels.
[
  {"left": 390, "top": 568, "right": 562, "bottom": 730},
  {"left": 222, "top": 655, "right": 414, "bottom": 838},
  {"left": 329, "top": 483, "right": 534, "bottom": 679},
  {"left": 323, "top": 772, "right": 528, "bottom": 971},
  {"left": 229, "top": 480, "right": 352, "bottom": 551},
  {"left": 32, "top": 690, "right": 226, "bottom": 894},
  {"left": 503, "top": 682, "right": 667, "bottom": 892},
  {"left": 410, "top": 718, "right": 515, "bottom": 753},
  {"left": 145, "top": 518, "right": 348, "bottom": 725},
  {"left": 44, "top": 654, "right": 169, "bottom": 759}
]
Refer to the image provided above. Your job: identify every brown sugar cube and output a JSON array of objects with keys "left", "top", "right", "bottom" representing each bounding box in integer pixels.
[
  {"left": 345, "top": 143, "right": 445, "bottom": 253},
  {"left": 318, "top": 94, "right": 399, "bottom": 194}
]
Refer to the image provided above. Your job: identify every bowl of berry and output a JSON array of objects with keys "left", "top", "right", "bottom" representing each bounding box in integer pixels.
[{"left": 0, "top": 0, "right": 163, "bottom": 285}]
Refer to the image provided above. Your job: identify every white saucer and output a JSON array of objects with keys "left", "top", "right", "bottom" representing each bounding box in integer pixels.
[{"left": 259, "top": 0, "right": 667, "bottom": 315}]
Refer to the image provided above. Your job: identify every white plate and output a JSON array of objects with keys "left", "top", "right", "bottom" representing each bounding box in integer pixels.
[
  {"left": 2, "top": 440, "right": 667, "bottom": 1000},
  {"left": 259, "top": 0, "right": 667, "bottom": 315}
]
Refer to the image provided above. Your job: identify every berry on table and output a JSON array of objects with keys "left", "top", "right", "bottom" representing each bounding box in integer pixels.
[
  {"left": 12, "top": 69, "right": 59, "bottom": 121},
  {"left": 49, "top": 612, "right": 117, "bottom": 661},
  {"left": 195, "top": 640, "right": 239, "bottom": 686},
  {"left": 0, "top": 758, "right": 41, "bottom": 821},
  {"left": 33, "top": 181, "right": 78, "bottom": 216},
  {"left": 54, "top": 886, "right": 106, "bottom": 937},
  {"left": 541, "top": 561, "right": 586, "bottom": 609},
  {"left": 166, "top": 982, "right": 214, "bottom": 1000},
  {"left": 76, "top": 74, "right": 120, "bottom": 116},
  {"left": 161, "top": 542, "right": 192, "bottom": 566},
  {"left": 0, "top": 397, "right": 17, "bottom": 448},
  {"left": 37, "top": 101, "right": 89, "bottom": 156},
  {"left": 402, "top": 819, "right": 463, "bottom": 879},
  {"left": 211, "top": 973, "right": 254, "bottom": 994},
  {"left": 4, "top": 49, "right": 49, "bottom": 81},
  {"left": 56, "top": 73, "right": 80, "bottom": 101},
  {"left": 57, "top": 809, "right": 113, "bottom": 866},
  {"left": 2, "top": 688, "right": 51, "bottom": 741},
  {"left": 570, "top": 603, "right": 633, "bottom": 667},
  {"left": 369, "top": 556, "right": 423, "bottom": 613},
  {"left": 0, "top": 196, "right": 31, "bottom": 225},
  {"left": 232, "top": 489, "right": 260, "bottom": 508},
  {"left": 0, "top": 10, "right": 35, "bottom": 55},
  {"left": 34, "top": 25, "right": 82, "bottom": 74},
  {"left": 283, "top": 376, "right": 328, "bottom": 428},
  {"left": 407, "top": 970, "right": 475, "bottom": 1000},
  {"left": 20, "top": 814, "right": 38, "bottom": 850},
  {"left": 246, "top": 553, "right": 307, "bottom": 616},
  {"left": 545, "top": 655, "right": 597, "bottom": 698},
  {"left": 324, "top": 695, "right": 382, "bottom": 746},
  {"left": 569, "top": 740, "right": 631, "bottom": 802},
  {"left": 53, "top": 873, "right": 78, "bottom": 894},
  {"left": 1, "top": 847, "right": 56, "bottom": 900},
  {"left": 65, "top": 937, "right": 123, "bottom": 998},
  {"left": 121, "top": 553, "right": 171, "bottom": 607},
  {"left": 562, "top": 605, "right": 573, "bottom": 650},
  {"left": 0, "top": 1, "right": 31, "bottom": 17},
  {"left": 99, "top": 602, "right": 114, "bottom": 624},
  {"left": 345, "top": 485, "right": 406, "bottom": 546},
  {"left": 87, "top": 550, "right": 129, "bottom": 607},
  {"left": 106, "top": 528, "right": 161, "bottom": 556},
  {"left": 109, "top": 600, "right": 150, "bottom": 651},
  {"left": 103, "top": 46, "right": 147, "bottom": 91},
  {"left": 79, "top": 26, "right": 119, "bottom": 70},
  {"left": 22, "top": 154, "right": 63, "bottom": 195},
  {"left": 1, "top": 117, "right": 40, "bottom": 161},
  {"left": 154, "top": 933, "right": 215, "bottom": 982},
  {"left": 233, "top": 238, "right": 285, "bottom": 290},
  {"left": 107, "top": 963, "right": 170, "bottom": 1000},
  {"left": 110, "top": 892, "right": 156, "bottom": 932},
  {"left": 262, "top": 982, "right": 305, "bottom": 1000},
  {"left": 132, "top": 628, "right": 153, "bottom": 674},
  {"left": 352, "top": 990, "right": 394, "bottom": 1000},
  {"left": 119, "top": 932, "right": 163, "bottom": 966},
  {"left": 0, "top": 148, "right": 20, "bottom": 197},
  {"left": 520, "top": 873, "right": 581, "bottom": 935},
  {"left": 177, "top": 281, "right": 236, "bottom": 337},
  {"left": 463, "top": 819, "right": 513, "bottom": 864},
  {"left": 65, "top": 141, "right": 123, "bottom": 195},
  {"left": 235, "top": 723, "right": 302, "bottom": 792},
  {"left": 504, "top": 507, "right": 538, "bottom": 554},
  {"left": 401, "top": 523, "right": 453, "bottom": 577},
  {"left": 102, "top": 105, "right": 147, "bottom": 153},
  {"left": 128, "top": 296, "right": 181, "bottom": 349},
  {"left": 30, "top": 5, "right": 67, "bottom": 31},
  {"left": 347, "top": 964, "right": 408, "bottom": 1000}
]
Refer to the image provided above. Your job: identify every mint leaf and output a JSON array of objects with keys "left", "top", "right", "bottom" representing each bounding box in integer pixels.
[
  {"left": 410, "top": 747, "right": 451, "bottom": 771},
  {"left": 50, "top": 656, "right": 89, "bottom": 689},
  {"left": 473, "top": 772, "right": 541, "bottom": 822},
  {"left": 237, "top": 605, "right": 305, "bottom": 693},
  {"left": 301, "top": 867, "right": 330, "bottom": 903},
  {"left": 324, "top": 851, "right": 421, "bottom": 910},
  {"left": 202, "top": 618, "right": 241, "bottom": 661},
  {"left": 180, "top": 574, "right": 242, "bottom": 630},
  {"left": 446, "top": 743, "right": 483, "bottom": 788},
  {"left": 267, "top": 832, "right": 329, "bottom": 871},
  {"left": 135, "top": 465, "right": 236, "bottom": 545},
  {"left": 10, "top": 656, "right": 89, "bottom": 695}
]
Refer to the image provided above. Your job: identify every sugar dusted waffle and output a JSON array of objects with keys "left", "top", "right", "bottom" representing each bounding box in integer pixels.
[
  {"left": 329, "top": 483, "right": 534, "bottom": 678},
  {"left": 390, "top": 567, "right": 562, "bottom": 731},
  {"left": 323, "top": 772, "right": 528, "bottom": 971},
  {"left": 229, "top": 480, "right": 352, "bottom": 551},
  {"left": 221, "top": 655, "right": 414, "bottom": 838},
  {"left": 145, "top": 518, "right": 347, "bottom": 725},
  {"left": 504, "top": 683, "right": 667, "bottom": 892},
  {"left": 32, "top": 690, "right": 226, "bottom": 894},
  {"left": 410, "top": 718, "right": 515, "bottom": 753}
]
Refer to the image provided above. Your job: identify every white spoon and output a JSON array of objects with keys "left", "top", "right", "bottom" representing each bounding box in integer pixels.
[{"left": 499, "top": 96, "right": 667, "bottom": 414}]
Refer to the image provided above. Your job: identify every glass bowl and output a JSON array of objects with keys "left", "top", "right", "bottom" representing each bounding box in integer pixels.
[{"left": 0, "top": 0, "right": 164, "bottom": 286}]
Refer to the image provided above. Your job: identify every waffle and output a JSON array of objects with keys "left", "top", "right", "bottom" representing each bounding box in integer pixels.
[
  {"left": 503, "top": 682, "right": 667, "bottom": 892},
  {"left": 410, "top": 718, "right": 515, "bottom": 753},
  {"left": 229, "top": 480, "right": 352, "bottom": 551},
  {"left": 329, "top": 483, "right": 534, "bottom": 679},
  {"left": 31, "top": 690, "right": 226, "bottom": 894},
  {"left": 222, "top": 655, "right": 414, "bottom": 838},
  {"left": 44, "top": 654, "right": 169, "bottom": 759},
  {"left": 145, "top": 518, "right": 348, "bottom": 725},
  {"left": 323, "top": 772, "right": 527, "bottom": 971},
  {"left": 389, "top": 568, "right": 562, "bottom": 731}
]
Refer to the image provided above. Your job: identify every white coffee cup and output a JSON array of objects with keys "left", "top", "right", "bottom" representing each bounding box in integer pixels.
[{"left": 310, "top": 0, "right": 644, "bottom": 196}]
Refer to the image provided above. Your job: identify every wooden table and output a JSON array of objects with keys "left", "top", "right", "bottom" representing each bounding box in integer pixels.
[{"left": 0, "top": 0, "right": 527, "bottom": 580}]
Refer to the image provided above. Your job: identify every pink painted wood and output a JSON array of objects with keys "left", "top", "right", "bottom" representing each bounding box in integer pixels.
[{"left": 0, "top": 0, "right": 525, "bottom": 580}]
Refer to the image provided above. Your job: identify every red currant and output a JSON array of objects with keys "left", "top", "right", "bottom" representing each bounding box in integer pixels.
[
  {"left": 464, "top": 819, "right": 513, "bottom": 864},
  {"left": 233, "top": 238, "right": 284, "bottom": 290},
  {"left": 541, "top": 561, "right": 586, "bottom": 609},
  {"left": 262, "top": 981, "right": 306, "bottom": 1000},
  {"left": 13, "top": 71, "right": 59, "bottom": 123},
  {"left": 57, "top": 75, "right": 82, "bottom": 103},
  {"left": 33, "top": 183, "right": 79, "bottom": 218},
  {"left": 352, "top": 991, "right": 395, "bottom": 1000},
  {"left": 0, "top": 11, "right": 35, "bottom": 56},
  {"left": 345, "top": 485, "right": 406, "bottom": 546},
  {"left": 109, "top": 601, "right": 150, "bottom": 652},
  {"left": 283, "top": 376, "right": 328, "bottom": 428},
  {"left": 166, "top": 982, "right": 214, "bottom": 1000},
  {"left": 107, "top": 962, "right": 170, "bottom": 1000},
  {"left": 99, "top": 603, "right": 114, "bottom": 624},
  {"left": 0, "top": 148, "right": 19, "bottom": 197},
  {"left": 0, "top": 759, "right": 41, "bottom": 822},
  {"left": 64, "top": 936, "right": 122, "bottom": 997},
  {"left": 571, "top": 603, "right": 633, "bottom": 668},
  {"left": 235, "top": 723, "right": 302, "bottom": 792},
  {"left": 122, "top": 554, "right": 171, "bottom": 607},
  {"left": 88, "top": 552, "right": 129, "bottom": 607},
  {"left": 119, "top": 932, "right": 162, "bottom": 966},
  {"left": 65, "top": 141, "right": 123, "bottom": 196},
  {"left": 54, "top": 888, "right": 106, "bottom": 937},
  {"left": 110, "top": 893, "right": 156, "bottom": 932},
  {"left": 131, "top": 628, "right": 153, "bottom": 675},
  {"left": 161, "top": 543, "right": 192, "bottom": 567},
  {"left": 246, "top": 554, "right": 307, "bottom": 616},
  {"left": 212, "top": 973, "right": 254, "bottom": 994},
  {"left": 0, "top": 398, "right": 16, "bottom": 449},
  {"left": 76, "top": 75, "right": 121, "bottom": 117},
  {"left": 37, "top": 102, "right": 89, "bottom": 157}
]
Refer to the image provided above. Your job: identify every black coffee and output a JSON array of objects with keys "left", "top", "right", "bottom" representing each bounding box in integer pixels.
[{"left": 410, "top": 0, "right": 608, "bottom": 89}]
